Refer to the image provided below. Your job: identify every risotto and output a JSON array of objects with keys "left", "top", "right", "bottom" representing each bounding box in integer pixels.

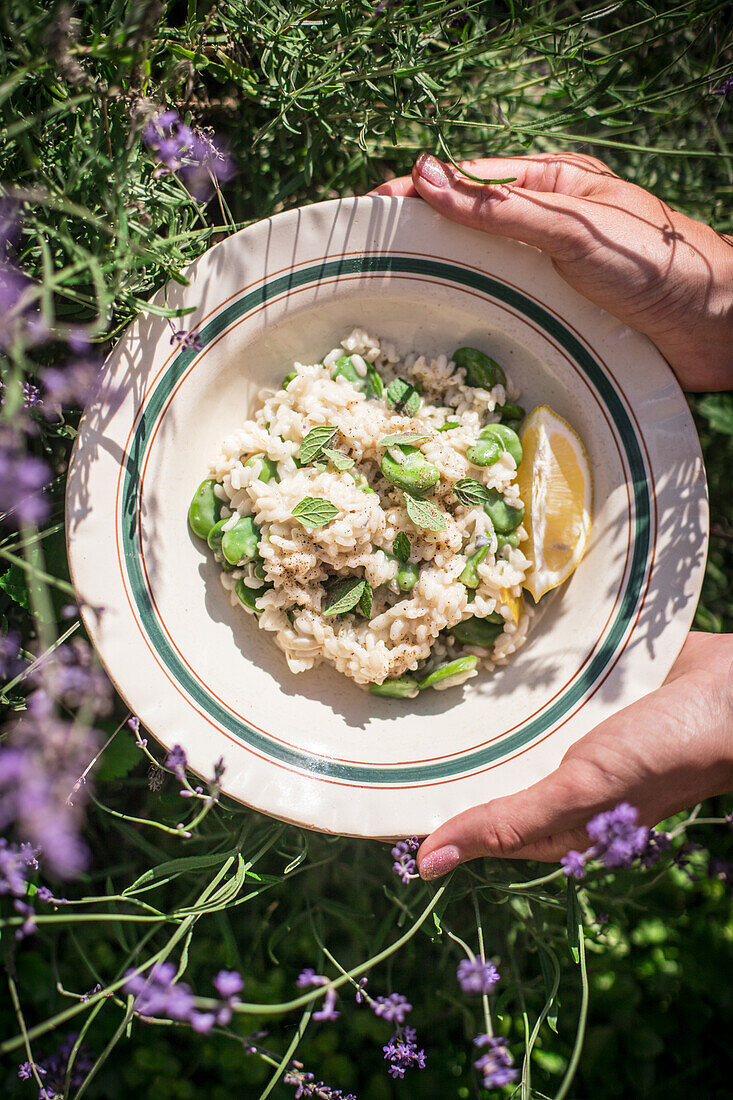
[{"left": 188, "top": 329, "right": 533, "bottom": 697}]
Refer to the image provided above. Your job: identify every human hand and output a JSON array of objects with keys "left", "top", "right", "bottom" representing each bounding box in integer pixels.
[
  {"left": 416, "top": 632, "right": 733, "bottom": 879},
  {"left": 371, "top": 152, "right": 733, "bottom": 392}
]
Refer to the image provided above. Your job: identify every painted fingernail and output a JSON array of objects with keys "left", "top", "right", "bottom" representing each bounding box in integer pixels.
[
  {"left": 418, "top": 844, "right": 461, "bottom": 880},
  {"left": 414, "top": 153, "right": 452, "bottom": 189}
]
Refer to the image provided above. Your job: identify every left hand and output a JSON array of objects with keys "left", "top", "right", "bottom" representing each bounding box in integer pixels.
[{"left": 417, "top": 632, "right": 733, "bottom": 879}]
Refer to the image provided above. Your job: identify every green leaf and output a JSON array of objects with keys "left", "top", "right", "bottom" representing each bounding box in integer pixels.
[
  {"left": 392, "top": 531, "right": 411, "bottom": 562},
  {"left": 453, "top": 478, "right": 492, "bottom": 506},
  {"left": 323, "top": 448, "right": 355, "bottom": 471},
  {"left": 404, "top": 492, "right": 446, "bottom": 531},
  {"left": 385, "top": 377, "right": 421, "bottom": 416},
  {"left": 379, "top": 431, "right": 432, "bottom": 447},
  {"left": 124, "top": 852, "right": 236, "bottom": 896},
  {"left": 299, "top": 426, "right": 339, "bottom": 464},
  {"left": 292, "top": 496, "right": 339, "bottom": 528},
  {"left": 537, "top": 942, "right": 561, "bottom": 1033},
  {"left": 697, "top": 394, "right": 733, "bottom": 435},
  {"left": 359, "top": 580, "right": 373, "bottom": 618},
  {"left": 323, "top": 576, "right": 366, "bottom": 617},
  {"left": 96, "top": 731, "right": 143, "bottom": 782},
  {"left": 0, "top": 565, "right": 30, "bottom": 609}
]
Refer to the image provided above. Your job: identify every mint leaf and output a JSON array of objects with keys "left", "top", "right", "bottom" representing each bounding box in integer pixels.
[
  {"left": 403, "top": 492, "right": 446, "bottom": 532},
  {"left": 384, "top": 377, "right": 421, "bottom": 416},
  {"left": 453, "top": 478, "right": 492, "bottom": 506},
  {"left": 300, "top": 425, "right": 339, "bottom": 464},
  {"left": 292, "top": 496, "right": 339, "bottom": 529},
  {"left": 323, "top": 576, "right": 366, "bottom": 617},
  {"left": 392, "top": 531, "right": 411, "bottom": 562},
  {"left": 359, "top": 581, "right": 373, "bottom": 618},
  {"left": 438, "top": 419, "right": 460, "bottom": 432},
  {"left": 379, "top": 431, "right": 432, "bottom": 447},
  {"left": 323, "top": 448, "right": 355, "bottom": 471}
]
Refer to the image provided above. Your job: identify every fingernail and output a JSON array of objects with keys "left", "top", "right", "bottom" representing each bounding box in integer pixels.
[
  {"left": 414, "top": 153, "right": 451, "bottom": 189},
  {"left": 418, "top": 844, "right": 461, "bottom": 880}
]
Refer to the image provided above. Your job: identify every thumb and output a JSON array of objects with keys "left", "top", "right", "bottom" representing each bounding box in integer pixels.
[
  {"left": 412, "top": 153, "right": 593, "bottom": 261},
  {"left": 417, "top": 756, "right": 603, "bottom": 879}
]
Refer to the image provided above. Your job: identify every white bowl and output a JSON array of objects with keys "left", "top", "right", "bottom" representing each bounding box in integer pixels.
[{"left": 66, "top": 197, "right": 708, "bottom": 838}]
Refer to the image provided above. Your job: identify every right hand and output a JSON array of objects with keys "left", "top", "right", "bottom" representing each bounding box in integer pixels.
[{"left": 371, "top": 152, "right": 733, "bottom": 392}]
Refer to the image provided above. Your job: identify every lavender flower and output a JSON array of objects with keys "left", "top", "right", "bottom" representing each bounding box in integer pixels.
[
  {"left": 213, "top": 969, "right": 244, "bottom": 1024},
  {"left": 142, "top": 110, "right": 235, "bottom": 200},
  {"left": 22, "top": 381, "right": 42, "bottom": 408},
  {"left": 354, "top": 977, "right": 368, "bottom": 1003},
  {"left": 383, "top": 1025, "right": 426, "bottom": 1079},
  {"left": 560, "top": 849, "right": 587, "bottom": 879},
  {"left": 0, "top": 839, "right": 30, "bottom": 896},
  {"left": 165, "top": 743, "right": 188, "bottom": 778},
  {"left": 35, "top": 639, "right": 113, "bottom": 714},
  {"left": 312, "top": 988, "right": 340, "bottom": 1022},
  {"left": 712, "top": 74, "right": 733, "bottom": 95},
  {"left": 0, "top": 630, "right": 23, "bottom": 679},
  {"left": 474, "top": 1034, "right": 519, "bottom": 1089},
  {"left": 373, "top": 992, "right": 412, "bottom": 1024},
  {"left": 14, "top": 898, "right": 37, "bottom": 939},
  {"left": 297, "top": 968, "right": 328, "bottom": 988},
  {"left": 709, "top": 856, "right": 733, "bottom": 892},
  {"left": 639, "top": 828, "right": 672, "bottom": 868},
  {"left": 283, "top": 1070, "right": 357, "bottom": 1099},
  {"left": 43, "top": 338, "right": 102, "bottom": 413},
  {"left": 17, "top": 1031, "right": 94, "bottom": 1096},
  {"left": 391, "top": 836, "right": 419, "bottom": 883},
  {"left": 586, "top": 802, "right": 650, "bottom": 868},
  {"left": 457, "top": 958, "right": 500, "bottom": 995},
  {"left": 0, "top": 427, "right": 50, "bottom": 526},
  {"left": 124, "top": 962, "right": 213, "bottom": 1031},
  {"left": 170, "top": 329, "right": 203, "bottom": 351}
]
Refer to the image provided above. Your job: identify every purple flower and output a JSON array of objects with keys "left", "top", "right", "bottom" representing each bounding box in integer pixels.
[
  {"left": 391, "top": 836, "right": 419, "bottom": 883},
  {"left": 0, "top": 428, "right": 50, "bottom": 526},
  {"left": 383, "top": 1025, "right": 426, "bottom": 1079},
  {"left": 354, "top": 976, "right": 369, "bottom": 1003},
  {"left": 709, "top": 856, "right": 733, "bottom": 892},
  {"left": 22, "top": 381, "right": 42, "bottom": 408},
  {"left": 297, "top": 968, "right": 328, "bottom": 988},
  {"left": 18, "top": 1061, "right": 40, "bottom": 1079},
  {"left": 474, "top": 1035, "right": 519, "bottom": 1089},
  {"left": 0, "top": 839, "right": 31, "bottom": 896},
  {"left": 142, "top": 110, "right": 235, "bottom": 200},
  {"left": 35, "top": 639, "right": 113, "bottom": 714},
  {"left": 373, "top": 992, "right": 412, "bottom": 1024},
  {"left": 165, "top": 743, "right": 188, "bottom": 777},
  {"left": 170, "top": 329, "right": 203, "bottom": 351},
  {"left": 128, "top": 715, "right": 140, "bottom": 733},
  {"left": 43, "top": 344, "right": 102, "bottom": 413},
  {"left": 586, "top": 802, "right": 649, "bottom": 869},
  {"left": 18, "top": 1032, "right": 94, "bottom": 1094},
  {"left": 712, "top": 74, "right": 733, "bottom": 95},
  {"left": 560, "top": 849, "right": 587, "bottom": 878},
  {"left": 312, "top": 988, "right": 340, "bottom": 1022},
  {"left": 457, "top": 958, "right": 500, "bottom": 995},
  {"left": 639, "top": 829, "right": 672, "bottom": 868},
  {"left": 124, "top": 962, "right": 199, "bottom": 1023},
  {"left": 0, "top": 630, "right": 23, "bottom": 679},
  {"left": 213, "top": 969, "right": 244, "bottom": 998},
  {"left": 14, "top": 898, "right": 37, "bottom": 938}
]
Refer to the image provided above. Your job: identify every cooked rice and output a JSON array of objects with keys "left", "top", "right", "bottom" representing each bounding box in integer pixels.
[{"left": 208, "top": 329, "right": 532, "bottom": 689}]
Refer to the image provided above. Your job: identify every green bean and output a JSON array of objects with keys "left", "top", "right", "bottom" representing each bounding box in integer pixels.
[
  {"left": 484, "top": 489, "right": 524, "bottom": 534},
  {"left": 235, "top": 578, "right": 271, "bottom": 614},
  {"left": 459, "top": 545, "right": 489, "bottom": 588},
  {"left": 207, "top": 517, "right": 228, "bottom": 556},
  {"left": 467, "top": 437, "right": 503, "bottom": 467},
  {"left": 333, "top": 354, "right": 383, "bottom": 399},
  {"left": 418, "top": 655, "right": 478, "bottom": 690},
  {"left": 188, "top": 479, "right": 221, "bottom": 540},
  {"left": 380, "top": 445, "right": 440, "bottom": 497},
  {"left": 452, "top": 347, "right": 506, "bottom": 390},
  {"left": 221, "top": 516, "right": 260, "bottom": 565},
  {"left": 369, "top": 676, "right": 421, "bottom": 699},
  {"left": 451, "top": 614, "right": 504, "bottom": 647},
  {"left": 282, "top": 371, "right": 297, "bottom": 389},
  {"left": 478, "top": 423, "right": 523, "bottom": 466},
  {"left": 396, "top": 560, "right": 419, "bottom": 592},
  {"left": 244, "top": 454, "right": 280, "bottom": 483}
]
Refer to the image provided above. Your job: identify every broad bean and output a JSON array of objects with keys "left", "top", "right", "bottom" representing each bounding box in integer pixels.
[
  {"left": 418, "top": 655, "right": 478, "bottom": 690},
  {"left": 235, "top": 578, "right": 271, "bottom": 614},
  {"left": 484, "top": 489, "right": 524, "bottom": 534},
  {"left": 459, "top": 545, "right": 489, "bottom": 588},
  {"left": 245, "top": 454, "right": 280, "bottom": 483},
  {"left": 396, "top": 560, "right": 420, "bottom": 592},
  {"left": 451, "top": 614, "right": 504, "bottom": 647},
  {"left": 188, "top": 479, "right": 221, "bottom": 540},
  {"left": 369, "top": 677, "right": 420, "bottom": 699},
  {"left": 221, "top": 516, "right": 260, "bottom": 566},
  {"left": 452, "top": 347, "right": 506, "bottom": 390},
  {"left": 333, "top": 354, "right": 383, "bottom": 399},
  {"left": 207, "top": 517, "right": 227, "bottom": 556},
  {"left": 380, "top": 445, "right": 440, "bottom": 497},
  {"left": 282, "top": 372, "right": 297, "bottom": 389},
  {"left": 478, "top": 423, "right": 522, "bottom": 467},
  {"left": 467, "top": 436, "right": 503, "bottom": 467},
  {"left": 497, "top": 530, "right": 521, "bottom": 552}
]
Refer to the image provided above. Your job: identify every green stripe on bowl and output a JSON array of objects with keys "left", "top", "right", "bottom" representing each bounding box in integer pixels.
[{"left": 121, "top": 256, "right": 651, "bottom": 785}]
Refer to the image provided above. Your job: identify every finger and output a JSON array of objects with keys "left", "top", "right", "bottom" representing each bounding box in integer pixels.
[
  {"left": 410, "top": 153, "right": 597, "bottom": 260},
  {"left": 368, "top": 176, "right": 417, "bottom": 197},
  {"left": 416, "top": 756, "right": 609, "bottom": 880}
]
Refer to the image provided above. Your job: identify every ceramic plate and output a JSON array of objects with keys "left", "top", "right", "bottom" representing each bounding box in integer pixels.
[{"left": 66, "top": 197, "right": 708, "bottom": 838}]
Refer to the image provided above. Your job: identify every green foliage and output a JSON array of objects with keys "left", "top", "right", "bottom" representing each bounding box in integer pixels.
[{"left": 1, "top": 1, "right": 732, "bottom": 1098}]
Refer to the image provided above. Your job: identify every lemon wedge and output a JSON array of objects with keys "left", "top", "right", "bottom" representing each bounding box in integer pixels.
[
  {"left": 515, "top": 405, "right": 592, "bottom": 601},
  {"left": 499, "top": 588, "right": 523, "bottom": 624}
]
